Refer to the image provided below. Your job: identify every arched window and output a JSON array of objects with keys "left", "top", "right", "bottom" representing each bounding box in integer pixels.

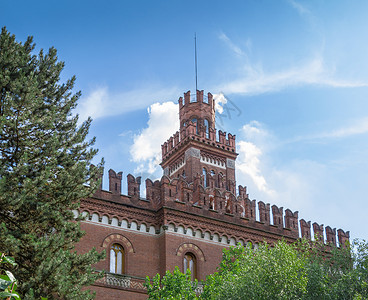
[
  {"left": 183, "top": 252, "right": 197, "bottom": 280},
  {"left": 218, "top": 172, "right": 224, "bottom": 188},
  {"left": 202, "top": 167, "right": 207, "bottom": 187},
  {"left": 110, "top": 244, "right": 124, "bottom": 274},
  {"left": 204, "top": 119, "right": 209, "bottom": 138},
  {"left": 209, "top": 196, "right": 214, "bottom": 210},
  {"left": 191, "top": 118, "right": 198, "bottom": 134}
]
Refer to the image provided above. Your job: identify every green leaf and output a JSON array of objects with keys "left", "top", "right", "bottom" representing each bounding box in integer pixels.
[
  {"left": 5, "top": 271, "right": 16, "bottom": 283},
  {"left": 0, "top": 291, "right": 20, "bottom": 299},
  {"left": 0, "top": 275, "right": 10, "bottom": 282},
  {"left": 0, "top": 278, "right": 11, "bottom": 290},
  {"left": 2, "top": 256, "right": 16, "bottom": 266}
]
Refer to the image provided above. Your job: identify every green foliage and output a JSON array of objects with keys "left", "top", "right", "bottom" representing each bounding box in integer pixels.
[
  {"left": 145, "top": 266, "right": 199, "bottom": 300},
  {"left": 0, "top": 27, "right": 104, "bottom": 299},
  {"left": 203, "top": 241, "right": 308, "bottom": 300},
  {"left": 146, "top": 239, "right": 368, "bottom": 300},
  {"left": 0, "top": 252, "right": 20, "bottom": 299}
]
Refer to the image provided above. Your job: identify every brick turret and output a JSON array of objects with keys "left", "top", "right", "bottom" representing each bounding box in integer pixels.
[{"left": 161, "top": 90, "right": 238, "bottom": 195}]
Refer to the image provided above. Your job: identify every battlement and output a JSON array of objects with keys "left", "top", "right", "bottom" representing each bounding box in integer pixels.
[
  {"left": 161, "top": 123, "right": 236, "bottom": 161},
  {"left": 161, "top": 90, "right": 237, "bottom": 162},
  {"left": 90, "top": 167, "right": 349, "bottom": 247},
  {"left": 178, "top": 90, "right": 214, "bottom": 108}
]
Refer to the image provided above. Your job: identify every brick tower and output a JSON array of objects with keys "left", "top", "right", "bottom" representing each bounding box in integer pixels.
[{"left": 161, "top": 90, "right": 237, "bottom": 194}]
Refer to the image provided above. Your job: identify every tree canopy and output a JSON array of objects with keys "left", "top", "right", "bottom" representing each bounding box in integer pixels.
[
  {"left": 0, "top": 27, "right": 104, "bottom": 299},
  {"left": 145, "top": 239, "right": 368, "bottom": 300}
]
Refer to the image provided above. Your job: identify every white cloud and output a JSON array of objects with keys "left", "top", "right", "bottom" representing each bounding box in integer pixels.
[
  {"left": 236, "top": 121, "right": 276, "bottom": 197},
  {"left": 237, "top": 141, "right": 275, "bottom": 196},
  {"left": 129, "top": 101, "right": 179, "bottom": 176},
  {"left": 235, "top": 121, "right": 325, "bottom": 214},
  {"left": 213, "top": 93, "right": 228, "bottom": 114},
  {"left": 76, "top": 85, "right": 180, "bottom": 122}
]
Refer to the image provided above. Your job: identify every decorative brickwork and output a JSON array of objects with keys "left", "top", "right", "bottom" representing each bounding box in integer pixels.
[{"left": 75, "top": 90, "right": 349, "bottom": 299}]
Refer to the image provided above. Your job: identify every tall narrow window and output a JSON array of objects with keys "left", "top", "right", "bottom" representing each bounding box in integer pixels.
[
  {"left": 202, "top": 167, "right": 207, "bottom": 187},
  {"left": 183, "top": 253, "right": 197, "bottom": 280},
  {"left": 110, "top": 244, "right": 124, "bottom": 274},
  {"left": 204, "top": 119, "right": 209, "bottom": 138},
  {"left": 191, "top": 118, "right": 198, "bottom": 134}
]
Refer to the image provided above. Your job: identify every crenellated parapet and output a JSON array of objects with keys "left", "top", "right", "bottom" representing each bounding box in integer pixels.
[
  {"left": 161, "top": 90, "right": 236, "bottom": 164},
  {"left": 108, "top": 169, "right": 123, "bottom": 195},
  {"left": 258, "top": 201, "right": 270, "bottom": 225},
  {"left": 145, "top": 178, "right": 161, "bottom": 208},
  {"left": 127, "top": 174, "right": 141, "bottom": 199},
  {"left": 90, "top": 167, "right": 350, "bottom": 247},
  {"left": 337, "top": 229, "right": 350, "bottom": 247},
  {"left": 161, "top": 122, "right": 236, "bottom": 162},
  {"left": 272, "top": 205, "right": 284, "bottom": 229},
  {"left": 284, "top": 209, "right": 299, "bottom": 234},
  {"left": 325, "top": 226, "right": 337, "bottom": 246},
  {"left": 300, "top": 219, "right": 312, "bottom": 239},
  {"left": 313, "top": 222, "right": 324, "bottom": 241}
]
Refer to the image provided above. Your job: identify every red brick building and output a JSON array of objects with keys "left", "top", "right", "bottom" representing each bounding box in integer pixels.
[{"left": 75, "top": 90, "right": 350, "bottom": 300}]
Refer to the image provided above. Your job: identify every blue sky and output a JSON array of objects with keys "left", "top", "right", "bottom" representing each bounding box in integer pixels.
[{"left": 1, "top": 0, "right": 367, "bottom": 241}]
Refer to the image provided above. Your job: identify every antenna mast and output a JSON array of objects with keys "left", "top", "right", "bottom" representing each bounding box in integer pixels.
[{"left": 195, "top": 33, "right": 198, "bottom": 92}]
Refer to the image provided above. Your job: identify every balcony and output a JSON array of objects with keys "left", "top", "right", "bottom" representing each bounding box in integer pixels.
[{"left": 94, "top": 271, "right": 147, "bottom": 293}]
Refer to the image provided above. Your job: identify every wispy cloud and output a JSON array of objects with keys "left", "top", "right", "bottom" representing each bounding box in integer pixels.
[
  {"left": 217, "top": 31, "right": 368, "bottom": 96},
  {"left": 287, "top": 0, "right": 311, "bottom": 16},
  {"left": 290, "top": 117, "right": 368, "bottom": 143},
  {"left": 219, "top": 32, "right": 246, "bottom": 56},
  {"left": 76, "top": 85, "right": 180, "bottom": 122},
  {"left": 219, "top": 56, "right": 368, "bottom": 95},
  {"left": 326, "top": 118, "right": 368, "bottom": 138}
]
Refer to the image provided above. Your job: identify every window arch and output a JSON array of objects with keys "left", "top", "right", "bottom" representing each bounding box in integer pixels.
[
  {"left": 110, "top": 244, "right": 124, "bottom": 274},
  {"left": 204, "top": 119, "right": 209, "bottom": 138},
  {"left": 183, "top": 252, "right": 197, "bottom": 280},
  {"left": 218, "top": 172, "right": 224, "bottom": 188},
  {"left": 191, "top": 118, "right": 198, "bottom": 134}
]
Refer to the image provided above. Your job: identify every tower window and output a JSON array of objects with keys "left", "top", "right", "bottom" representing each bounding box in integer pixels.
[
  {"left": 191, "top": 118, "right": 198, "bottom": 134},
  {"left": 110, "top": 244, "right": 124, "bottom": 274},
  {"left": 204, "top": 119, "right": 209, "bottom": 138},
  {"left": 209, "top": 197, "right": 214, "bottom": 210},
  {"left": 183, "top": 252, "right": 197, "bottom": 280},
  {"left": 202, "top": 167, "right": 207, "bottom": 187}
]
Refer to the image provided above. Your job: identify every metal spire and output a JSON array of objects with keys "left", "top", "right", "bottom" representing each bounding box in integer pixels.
[{"left": 195, "top": 33, "right": 198, "bottom": 92}]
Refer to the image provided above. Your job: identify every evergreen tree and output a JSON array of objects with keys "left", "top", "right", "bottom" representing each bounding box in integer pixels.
[{"left": 0, "top": 27, "right": 104, "bottom": 299}]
